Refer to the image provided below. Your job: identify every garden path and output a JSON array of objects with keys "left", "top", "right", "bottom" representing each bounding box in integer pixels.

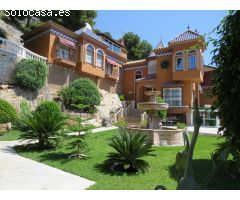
[{"left": 0, "top": 141, "right": 95, "bottom": 189}]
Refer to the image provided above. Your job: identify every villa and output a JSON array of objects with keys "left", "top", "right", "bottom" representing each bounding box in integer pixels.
[
  {"left": 1, "top": 21, "right": 218, "bottom": 126},
  {"left": 21, "top": 21, "right": 128, "bottom": 94},
  {"left": 122, "top": 29, "right": 218, "bottom": 126}
]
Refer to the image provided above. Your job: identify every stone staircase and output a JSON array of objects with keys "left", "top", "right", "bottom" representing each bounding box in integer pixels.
[{"left": 119, "top": 101, "right": 143, "bottom": 127}]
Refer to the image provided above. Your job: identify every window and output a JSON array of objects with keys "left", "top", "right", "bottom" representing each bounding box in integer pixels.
[
  {"left": 188, "top": 50, "right": 197, "bottom": 69},
  {"left": 56, "top": 44, "right": 76, "bottom": 62},
  {"left": 96, "top": 50, "right": 104, "bottom": 68},
  {"left": 163, "top": 87, "right": 182, "bottom": 106},
  {"left": 135, "top": 70, "right": 142, "bottom": 80},
  {"left": 104, "top": 39, "right": 121, "bottom": 54},
  {"left": 86, "top": 44, "right": 94, "bottom": 64},
  {"left": 175, "top": 52, "right": 184, "bottom": 71}
]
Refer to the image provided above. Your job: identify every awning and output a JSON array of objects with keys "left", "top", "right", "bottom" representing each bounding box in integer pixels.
[
  {"left": 106, "top": 58, "right": 119, "bottom": 66},
  {"left": 58, "top": 37, "right": 76, "bottom": 49}
]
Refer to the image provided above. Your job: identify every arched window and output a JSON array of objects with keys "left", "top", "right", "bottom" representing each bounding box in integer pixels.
[
  {"left": 175, "top": 52, "right": 184, "bottom": 71},
  {"left": 96, "top": 49, "right": 104, "bottom": 68},
  {"left": 86, "top": 44, "right": 94, "bottom": 64},
  {"left": 188, "top": 50, "right": 197, "bottom": 69},
  {"left": 135, "top": 70, "right": 143, "bottom": 80}
]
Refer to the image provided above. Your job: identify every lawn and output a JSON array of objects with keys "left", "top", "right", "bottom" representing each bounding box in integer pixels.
[
  {"left": 0, "top": 130, "right": 23, "bottom": 141},
  {"left": 14, "top": 129, "right": 240, "bottom": 190}
]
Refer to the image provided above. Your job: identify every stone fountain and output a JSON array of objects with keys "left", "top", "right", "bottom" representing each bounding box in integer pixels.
[{"left": 128, "top": 90, "right": 184, "bottom": 146}]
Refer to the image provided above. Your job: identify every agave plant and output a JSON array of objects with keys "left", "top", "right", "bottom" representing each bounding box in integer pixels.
[
  {"left": 105, "top": 129, "right": 154, "bottom": 173},
  {"left": 21, "top": 109, "right": 67, "bottom": 149}
]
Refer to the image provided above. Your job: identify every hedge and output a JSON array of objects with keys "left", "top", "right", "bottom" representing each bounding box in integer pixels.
[
  {"left": 14, "top": 59, "right": 48, "bottom": 91},
  {"left": 0, "top": 99, "right": 17, "bottom": 124}
]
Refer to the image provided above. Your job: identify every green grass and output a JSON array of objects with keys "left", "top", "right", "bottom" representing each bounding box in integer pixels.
[
  {"left": 14, "top": 130, "right": 240, "bottom": 190},
  {"left": 0, "top": 130, "right": 23, "bottom": 141}
]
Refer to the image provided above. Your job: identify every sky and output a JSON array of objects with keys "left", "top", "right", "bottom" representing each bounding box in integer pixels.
[{"left": 95, "top": 10, "right": 227, "bottom": 65}]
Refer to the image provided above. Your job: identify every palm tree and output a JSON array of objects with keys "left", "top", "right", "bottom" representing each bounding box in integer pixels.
[
  {"left": 21, "top": 110, "right": 67, "bottom": 149},
  {"left": 105, "top": 129, "right": 154, "bottom": 173}
]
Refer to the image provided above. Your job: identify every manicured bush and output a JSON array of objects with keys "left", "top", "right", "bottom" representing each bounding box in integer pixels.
[
  {"left": 35, "top": 101, "right": 61, "bottom": 117},
  {"left": 70, "top": 78, "right": 101, "bottom": 106},
  {"left": 14, "top": 59, "right": 48, "bottom": 91},
  {"left": 104, "top": 129, "right": 154, "bottom": 173},
  {"left": 0, "top": 99, "right": 17, "bottom": 124},
  {"left": 59, "top": 78, "right": 101, "bottom": 113}
]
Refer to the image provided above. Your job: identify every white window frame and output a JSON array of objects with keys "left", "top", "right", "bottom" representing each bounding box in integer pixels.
[
  {"left": 188, "top": 50, "right": 197, "bottom": 70},
  {"left": 163, "top": 87, "right": 183, "bottom": 106},
  {"left": 85, "top": 44, "right": 94, "bottom": 65},
  {"left": 175, "top": 52, "right": 184, "bottom": 71},
  {"left": 96, "top": 49, "right": 104, "bottom": 68}
]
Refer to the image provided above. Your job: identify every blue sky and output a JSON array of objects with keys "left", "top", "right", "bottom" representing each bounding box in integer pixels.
[{"left": 95, "top": 10, "right": 227, "bottom": 65}]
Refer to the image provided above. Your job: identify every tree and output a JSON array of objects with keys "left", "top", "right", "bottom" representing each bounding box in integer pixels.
[
  {"left": 123, "top": 32, "right": 152, "bottom": 60},
  {"left": 21, "top": 101, "right": 67, "bottom": 149},
  {"left": 94, "top": 29, "right": 113, "bottom": 38},
  {"left": 104, "top": 129, "right": 154, "bottom": 173},
  {"left": 139, "top": 40, "right": 153, "bottom": 58},
  {"left": 210, "top": 11, "right": 240, "bottom": 166},
  {"left": 40, "top": 10, "right": 97, "bottom": 31}
]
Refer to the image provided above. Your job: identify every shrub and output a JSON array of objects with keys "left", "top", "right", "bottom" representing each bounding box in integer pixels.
[
  {"left": 104, "top": 130, "right": 154, "bottom": 173},
  {"left": 156, "top": 97, "right": 167, "bottom": 120},
  {"left": 12, "top": 100, "right": 31, "bottom": 131},
  {"left": 21, "top": 101, "right": 66, "bottom": 149},
  {"left": 176, "top": 123, "right": 187, "bottom": 129},
  {"left": 14, "top": 59, "right": 48, "bottom": 91},
  {"left": 114, "top": 119, "right": 128, "bottom": 128},
  {"left": 119, "top": 95, "right": 125, "bottom": 102},
  {"left": 70, "top": 78, "right": 101, "bottom": 106},
  {"left": 0, "top": 99, "right": 17, "bottom": 124},
  {"left": 140, "top": 119, "right": 147, "bottom": 128},
  {"left": 35, "top": 101, "right": 61, "bottom": 117},
  {"left": 0, "top": 27, "right": 6, "bottom": 39},
  {"left": 59, "top": 78, "right": 101, "bottom": 113}
]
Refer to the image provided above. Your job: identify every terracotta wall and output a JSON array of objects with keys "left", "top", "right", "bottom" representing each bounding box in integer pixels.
[
  {"left": 24, "top": 33, "right": 51, "bottom": 59},
  {"left": 122, "top": 66, "right": 148, "bottom": 101}
]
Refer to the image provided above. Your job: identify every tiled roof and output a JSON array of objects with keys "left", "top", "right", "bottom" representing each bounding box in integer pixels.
[
  {"left": 123, "top": 59, "right": 146, "bottom": 66},
  {"left": 169, "top": 30, "right": 201, "bottom": 44}
]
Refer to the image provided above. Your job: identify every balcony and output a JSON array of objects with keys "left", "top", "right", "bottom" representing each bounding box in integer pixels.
[
  {"left": 173, "top": 69, "right": 203, "bottom": 82},
  {"left": 54, "top": 57, "right": 76, "bottom": 69},
  {"left": 0, "top": 37, "right": 47, "bottom": 63},
  {"left": 105, "top": 72, "right": 119, "bottom": 81},
  {"left": 80, "top": 63, "right": 105, "bottom": 78}
]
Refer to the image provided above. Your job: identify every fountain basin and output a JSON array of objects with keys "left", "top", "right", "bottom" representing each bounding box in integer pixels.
[
  {"left": 137, "top": 102, "right": 169, "bottom": 110},
  {"left": 127, "top": 126, "right": 184, "bottom": 146}
]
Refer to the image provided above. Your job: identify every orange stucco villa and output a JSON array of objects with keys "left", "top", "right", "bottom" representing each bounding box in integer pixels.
[{"left": 20, "top": 21, "right": 218, "bottom": 126}]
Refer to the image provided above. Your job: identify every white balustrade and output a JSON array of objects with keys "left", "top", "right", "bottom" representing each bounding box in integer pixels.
[{"left": 0, "top": 37, "right": 47, "bottom": 63}]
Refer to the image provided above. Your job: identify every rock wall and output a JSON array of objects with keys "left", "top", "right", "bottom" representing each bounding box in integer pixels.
[
  {"left": 0, "top": 85, "right": 52, "bottom": 112},
  {"left": 96, "top": 89, "right": 122, "bottom": 126},
  {"left": 0, "top": 19, "right": 23, "bottom": 44}
]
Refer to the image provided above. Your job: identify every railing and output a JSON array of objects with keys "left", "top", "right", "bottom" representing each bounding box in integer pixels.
[
  {"left": 0, "top": 37, "right": 47, "bottom": 63},
  {"left": 114, "top": 100, "right": 135, "bottom": 123}
]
